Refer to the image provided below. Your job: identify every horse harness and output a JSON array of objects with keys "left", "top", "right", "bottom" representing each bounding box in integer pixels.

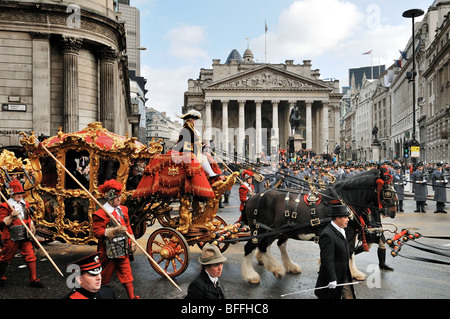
[{"left": 248, "top": 190, "right": 331, "bottom": 244}]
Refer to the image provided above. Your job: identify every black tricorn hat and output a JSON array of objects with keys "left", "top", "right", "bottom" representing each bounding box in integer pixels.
[{"left": 329, "top": 205, "right": 351, "bottom": 217}]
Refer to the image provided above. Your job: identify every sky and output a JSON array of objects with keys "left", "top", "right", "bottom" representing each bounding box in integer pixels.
[{"left": 130, "top": 0, "right": 432, "bottom": 121}]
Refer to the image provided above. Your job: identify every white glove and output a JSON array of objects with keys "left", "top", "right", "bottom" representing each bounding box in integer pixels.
[
  {"left": 105, "top": 225, "right": 128, "bottom": 239},
  {"left": 327, "top": 281, "right": 337, "bottom": 289}
]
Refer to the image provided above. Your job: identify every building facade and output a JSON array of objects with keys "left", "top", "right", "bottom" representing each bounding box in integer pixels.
[
  {"left": 117, "top": 0, "right": 147, "bottom": 144},
  {"left": 145, "top": 107, "right": 182, "bottom": 151},
  {"left": 184, "top": 48, "right": 342, "bottom": 160},
  {"left": 343, "top": 0, "right": 450, "bottom": 164},
  {"left": 422, "top": 10, "right": 450, "bottom": 163},
  {"left": 0, "top": 0, "right": 135, "bottom": 149}
]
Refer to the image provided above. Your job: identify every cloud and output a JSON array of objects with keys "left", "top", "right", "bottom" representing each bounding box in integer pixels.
[
  {"left": 252, "top": 0, "right": 363, "bottom": 63},
  {"left": 318, "top": 22, "right": 411, "bottom": 86},
  {"left": 165, "top": 24, "right": 210, "bottom": 61},
  {"left": 141, "top": 65, "right": 199, "bottom": 121}
]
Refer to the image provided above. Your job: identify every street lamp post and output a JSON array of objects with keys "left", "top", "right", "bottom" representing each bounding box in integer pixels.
[{"left": 402, "top": 8, "right": 424, "bottom": 164}]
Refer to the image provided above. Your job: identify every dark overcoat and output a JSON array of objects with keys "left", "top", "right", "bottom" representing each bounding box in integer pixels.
[
  {"left": 412, "top": 169, "right": 427, "bottom": 201},
  {"left": 393, "top": 172, "right": 405, "bottom": 201},
  {"left": 431, "top": 169, "right": 447, "bottom": 202},
  {"left": 185, "top": 269, "right": 225, "bottom": 299},
  {"left": 315, "top": 223, "right": 355, "bottom": 299}
]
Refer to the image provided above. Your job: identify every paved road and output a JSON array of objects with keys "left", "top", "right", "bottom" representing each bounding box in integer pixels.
[{"left": 0, "top": 184, "right": 449, "bottom": 300}]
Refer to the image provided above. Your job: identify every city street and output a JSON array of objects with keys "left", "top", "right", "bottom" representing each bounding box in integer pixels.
[{"left": 0, "top": 183, "right": 448, "bottom": 301}]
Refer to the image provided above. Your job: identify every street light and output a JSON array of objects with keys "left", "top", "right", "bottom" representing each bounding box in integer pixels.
[{"left": 402, "top": 8, "right": 424, "bottom": 164}]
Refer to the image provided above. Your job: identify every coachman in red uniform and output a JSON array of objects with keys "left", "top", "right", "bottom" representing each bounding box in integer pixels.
[
  {"left": 92, "top": 179, "right": 139, "bottom": 299},
  {"left": 0, "top": 179, "right": 44, "bottom": 288},
  {"left": 239, "top": 170, "right": 255, "bottom": 212}
]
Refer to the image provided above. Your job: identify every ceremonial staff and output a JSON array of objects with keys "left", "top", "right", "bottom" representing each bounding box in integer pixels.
[
  {"left": 280, "top": 282, "right": 360, "bottom": 297},
  {"left": 39, "top": 143, "right": 182, "bottom": 292},
  {"left": 210, "top": 150, "right": 255, "bottom": 196},
  {"left": 0, "top": 188, "right": 64, "bottom": 277}
]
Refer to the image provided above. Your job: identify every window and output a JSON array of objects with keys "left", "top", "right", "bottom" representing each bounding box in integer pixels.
[
  {"left": 97, "top": 158, "right": 120, "bottom": 186},
  {"left": 65, "top": 150, "right": 90, "bottom": 190},
  {"left": 40, "top": 156, "right": 57, "bottom": 188}
]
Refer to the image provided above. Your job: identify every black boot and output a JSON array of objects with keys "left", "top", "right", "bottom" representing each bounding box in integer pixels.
[
  {"left": 414, "top": 202, "right": 420, "bottom": 212},
  {"left": 420, "top": 202, "right": 426, "bottom": 213},
  {"left": 378, "top": 248, "right": 394, "bottom": 271},
  {"left": 0, "top": 261, "right": 9, "bottom": 287}
]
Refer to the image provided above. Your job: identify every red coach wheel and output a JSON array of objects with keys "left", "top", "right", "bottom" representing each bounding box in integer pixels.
[{"left": 146, "top": 227, "right": 190, "bottom": 278}]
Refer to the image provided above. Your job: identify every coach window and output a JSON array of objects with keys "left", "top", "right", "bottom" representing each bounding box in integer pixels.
[
  {"left": 65, "top": 150, "right": 90, "bottom": 189},
  {"left": 98, "top": 157, "right": 120, "bottom": 186}
]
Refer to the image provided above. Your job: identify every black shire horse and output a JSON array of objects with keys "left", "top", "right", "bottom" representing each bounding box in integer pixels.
[{"left": 240, "top": 167, "right": 397, "bottom": 284}]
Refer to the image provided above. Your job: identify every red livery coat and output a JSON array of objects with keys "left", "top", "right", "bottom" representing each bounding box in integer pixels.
[
  {"left": 239, "top": 183, "right": 254, "bottom": 211},
  {"left": 0, "top": 200, "right": 36, "bottom": 264},
  {"left": 92, "top": 205, "right": 134, "bottom": 284},
  {"left": 0, "top": 200, "right": 32, "bottom": 241}
]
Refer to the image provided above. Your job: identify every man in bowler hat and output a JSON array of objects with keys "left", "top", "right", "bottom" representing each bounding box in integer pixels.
[{"left": 315, "top": 205, "right": 355, "bottom": 299}]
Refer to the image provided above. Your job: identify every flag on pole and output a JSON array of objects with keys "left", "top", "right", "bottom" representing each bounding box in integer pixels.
[
  {"left": 399, "top": 50, "right": 408, "bottom": 60},
  {"left": 265, "top": 21, "right": 268, "bottom": 33},
  {"left": 362, "top": 50, "right": 372, "bottom": 55},
  {"left": 394, "top": 59, "right": 402, "bottom": 67}
]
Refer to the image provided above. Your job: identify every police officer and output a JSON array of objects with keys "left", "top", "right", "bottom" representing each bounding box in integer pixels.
[
  {"left": 412, "top": 162, "right": 427, "bottom": 213},
  {"left": 63, "top": 252, "right": 116, "bottom": 299},
  {"left": 340, "top": 165, "right": 353, "bottom": 181},
  {"left": 431, "top": 162, "right": 447, "bottom": 213},
  {"left": 393, "top": 165, "right": 406, "bottom": 212}
]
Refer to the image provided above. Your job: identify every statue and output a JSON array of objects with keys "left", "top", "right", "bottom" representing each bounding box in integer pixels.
[
  {"left": 289, "top": 105, "right": 302, "bottom": 135},
  {"left": 372, "top": 125, "right": 379, "bottom": 144}
]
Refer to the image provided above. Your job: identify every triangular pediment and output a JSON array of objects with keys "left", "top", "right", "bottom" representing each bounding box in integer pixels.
[{"left": 204, "top": 65, "right": 332, "bottom": 91}]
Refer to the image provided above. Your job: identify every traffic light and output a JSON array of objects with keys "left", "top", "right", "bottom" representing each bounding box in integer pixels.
[{"left": 403, "top": 142, "right": 409, "bottom": 158}]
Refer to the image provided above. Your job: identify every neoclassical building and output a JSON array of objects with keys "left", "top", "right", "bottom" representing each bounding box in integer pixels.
[
  {"left": 184, "top": 49, "right": 342, "bottom": 160},
  {"left": 0, "top": 0, "right": 136, "bottom": 149}
]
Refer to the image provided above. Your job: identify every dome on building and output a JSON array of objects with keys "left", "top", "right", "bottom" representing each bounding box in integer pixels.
[
  {"left": 243, "top": 48, "right": 254, "bottom": 63},
  {"left": 225, "top": 49, "right": 243, "bottom": 64}
]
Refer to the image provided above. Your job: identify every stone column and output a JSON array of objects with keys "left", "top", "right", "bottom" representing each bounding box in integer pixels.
[
  {"left": 61, "top": 36, "right": 82, "bottom": 133},
  {"left": 98, "top": 46, "right": 117, "bottom": 132},
  {"left": 271, "top": 100, "right": 279, "bottom": 156},
  {"left": 255, "top": 100, "right": 262, "bottom": 158},
  {"left": 334, "top": 104, "right": 340, "bottom": 147},
  {"left": 305, "top": 100, "right": 313, "bottom": 150},
  {"left": 204, "top": 99, "right": 212, "bottom": 142},
  {"left": 272, "top": 100, "right": 279, "bottom": 133},
  {"left": 32, "top": 33, "right": 51, "bottom": 136},
  {"left": 315, "top": 105, "right": 321, "bottom": 152},
  {"left": 238, "top": 100, "right": 246, "bottom": 158},
  {"left": 222, "top": 100, "right": 229, "bottom": 154},
  {"left": 322, "top": 100, "right": 330, "bottom": 154}
]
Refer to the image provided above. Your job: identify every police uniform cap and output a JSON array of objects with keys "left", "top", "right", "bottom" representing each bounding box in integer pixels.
[{"left": 71, "top": 252, "right": 102, "bottom": 275}]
